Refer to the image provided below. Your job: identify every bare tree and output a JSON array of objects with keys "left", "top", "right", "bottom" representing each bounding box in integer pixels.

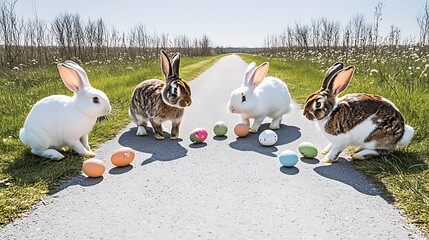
[
  {"left": 351, "top": 14, "right": 366, "bottom": 47},
  {"left": 417, "top": 0, "right": 429, "bottom": 45},
  {"left": 372, "top": 1, "right": 384, "bottom": 49},
  {"left": 294, "top": 21, "right": 309, "bottom": 47},
  {"left": 388, "top": 25, "right": 401, "bottom": 46}
]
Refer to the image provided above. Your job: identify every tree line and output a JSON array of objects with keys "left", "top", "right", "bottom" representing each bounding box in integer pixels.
[
  {"left": 263, "top": 2, "right": 428, "bottom": 51},
  {"left": 0, "top": 0, "right": 218, "bottom": 68}
]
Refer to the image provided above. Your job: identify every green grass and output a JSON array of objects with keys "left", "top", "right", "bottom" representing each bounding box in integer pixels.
[
  {"left": 239, "top": 54, "right": 429, "bottom": 236},
  {"left": 0, "top": 54, "right": 224, "bottom": 225}
]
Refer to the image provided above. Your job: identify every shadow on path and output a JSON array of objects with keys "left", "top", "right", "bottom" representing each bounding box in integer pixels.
[
  {"left": 229, "top": 123, "right": 301, "bottom": 157},
  {"left": 118, "top": 127, "right": 188, "bottom": 166},
  {"left": 313, "top": 158, "right": 383, "bottom": 197}
]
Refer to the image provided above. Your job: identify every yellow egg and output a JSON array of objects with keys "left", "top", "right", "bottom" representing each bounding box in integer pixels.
[
  {"left": 82, "top": 158, "right": 106, "bottom": 178},
  {"left": 111, "top": 147, "right": 135, "bottom": 167}
]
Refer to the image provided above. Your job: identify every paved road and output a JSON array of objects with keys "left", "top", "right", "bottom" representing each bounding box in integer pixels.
[{"left": 0, "top": 55, "right": 424, "bottom": 239}]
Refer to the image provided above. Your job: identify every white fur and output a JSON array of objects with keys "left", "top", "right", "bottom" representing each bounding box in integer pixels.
[
  {"left": 20, "top": 60, "right": 111, "bottom": 160},
  {"left": 317, "top": 96, "right": 414, "bottom": 162},
  {"left": 398, "top": 124, "right": 414, "bottom": 146},
  {"left": 228, "top": 62, "right": 292, "bottom": 132}
]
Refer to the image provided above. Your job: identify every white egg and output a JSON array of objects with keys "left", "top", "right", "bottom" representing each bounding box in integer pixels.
[{"left": 258, "top": 130, "right": 278, "bottom": 146}]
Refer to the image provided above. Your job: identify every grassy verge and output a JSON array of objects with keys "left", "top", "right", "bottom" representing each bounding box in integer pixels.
[
  {"left": 239, "top": 54, "right": 429, "bottom": 236},
  {"left": 0, "top": 54, "right": 224, "bottom": 225}
]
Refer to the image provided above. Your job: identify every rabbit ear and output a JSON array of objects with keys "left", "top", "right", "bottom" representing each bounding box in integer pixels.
[
  {"left": 160, "top": 50, "right": 172, "bottom": 79},
  {"left": 243, "top": 62, "right": 257, "bottom": 85},
  {"left": 63, "top": 60, "right": 91, "bottom": 87},
  {"left": 245, "top": 62, "right": 269, "bottom": 89},
  {"left": 322, "top": 62, "right": 343, "bottom": 90},
  {"left": 327, "top": 66, "right": 355, "bottom": 96},
  {"left": 252, "top": 62, "right": 269, "bottom": 87},
  {"left": 171, "top": 52, "right": 180, "bottom": 78},
  {"left": 57, "top": 62, "right": 90, "bottom": 93}
]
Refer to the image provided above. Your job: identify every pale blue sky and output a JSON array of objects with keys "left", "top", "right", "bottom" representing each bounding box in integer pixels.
[{"left": 14, "top": 0, "right": 426, "bottom": 47}]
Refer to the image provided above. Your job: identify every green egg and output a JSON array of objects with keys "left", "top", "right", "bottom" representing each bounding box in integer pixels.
[
  {"left": 298, "top": 142, "right": 318, "bottom": 158},
  {"left": 213, "top": 121, "right": 228, "bottom": 136}
]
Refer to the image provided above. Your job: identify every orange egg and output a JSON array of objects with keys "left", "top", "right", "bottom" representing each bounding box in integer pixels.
[
  {"left": 111, "top": 147, "right": 135, "bottom": 167},
  {"left": 82, "top": 158, "right": 106, "bottom": 178},
  {"left": 234, "top": 123, "right": 249, "bottom": 137}
]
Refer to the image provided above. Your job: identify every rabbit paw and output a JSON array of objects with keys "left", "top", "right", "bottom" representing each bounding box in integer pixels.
[
  {"left": 249, "top": 129, "right": 258, "bottom": 133},
  {"left": 269, "top": 126, "right": 280, "bottom": 130},
  {"left": 170, "top": 135, "right": 179, "bottom": 140},
  {"left": 162, "top": 126, "right": 168, "bottom": 133},
  {"left": 321, "top": 150, "right": 329, "bottom": 155},
  {"left": 321, "top": 158, "right": 338, "bottom": 163},
  {"left": 85, "top": 151, "right": 96, "bottom": 158},
  {"left": 154, "top": 134, "right": 165, "bottom": 140},
  {"left": 136, "top": 126, "right": 148, "bottom": 136}
]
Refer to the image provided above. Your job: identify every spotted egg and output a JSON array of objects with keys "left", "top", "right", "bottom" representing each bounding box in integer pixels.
[{"left": 259, "top": 130, "right": 278, "bottom": 146}]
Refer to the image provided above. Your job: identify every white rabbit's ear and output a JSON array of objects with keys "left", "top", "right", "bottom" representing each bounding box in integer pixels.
[
  {"left": 57, "top": 62, "right": 89, "bottom": 93},
  {"left": 63, "top": 60, "right": 91, "bottom": 87},
  {"left": 171, "top": 52, "right": 180, "bottom": 78},
  {"left": 160, "top": 50, "right": 172, "bottom": 79},
  {"left": 252, "top": 62, "right": 269, "bottom": 87},
  {"left": 328, "top": 66, "right": 355, "bottom": 96},
  {"left": 244, "top": 62, "right": 257, "bottom": 85}
]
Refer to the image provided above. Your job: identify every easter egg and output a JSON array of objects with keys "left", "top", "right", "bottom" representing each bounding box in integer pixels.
[
  {"left": 111, "top": 147, "right": 135, "bottom": 167},
  {"left": 213, "top": 121, "right": 228, "bottom": 136},
  {"left": 234, "top": 123, "right": 249, "bottom": 137},
  {"left": 279, "top": 150, "right": 299, "bottom": 167},
  {"left": 82, "top": 158, "right": 106, "bottom": 177},
  {"left": 190, "top": 127, "right": 208, "bottom": 143},
  {"left": 258, "top": 130, "right": 278, "bottom": 146},
  {"left": 298, "top": 142, "right": 318, "bottom": 158}
]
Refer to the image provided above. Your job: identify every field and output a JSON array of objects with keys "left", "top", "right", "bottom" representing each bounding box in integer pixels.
[
  {"left": 240, "top": 50, "right": 429, "bottom": 235},
  {"left": 0, "top": 55, "right": 224, "bottom": 224}
]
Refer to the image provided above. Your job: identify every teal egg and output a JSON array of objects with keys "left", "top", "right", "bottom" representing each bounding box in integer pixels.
[
  {"left": 298, "top": 142, "right": 318, "bottom": 158},
  {"left": 278, "top": 150, "right": 299, "bottom": 167}
]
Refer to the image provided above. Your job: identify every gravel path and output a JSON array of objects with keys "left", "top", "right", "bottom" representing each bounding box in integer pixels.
[{"left": 0, "top": 55, "right": 424, "bottom": 240}]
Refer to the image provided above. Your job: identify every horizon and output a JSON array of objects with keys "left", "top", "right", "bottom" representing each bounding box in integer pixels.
[{"left": 11, "top": 0, "right": 428, "bottom": 47}]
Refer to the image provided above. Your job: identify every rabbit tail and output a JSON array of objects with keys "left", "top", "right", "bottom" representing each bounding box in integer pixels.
[
  {"left": 398, "top": 124, "right": 414, "bottom": 146},
  {"left": 19, "top": 128, "right": 29, "bottom": 145}
]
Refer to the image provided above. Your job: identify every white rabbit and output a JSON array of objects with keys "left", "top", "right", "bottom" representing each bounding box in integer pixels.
[
  {"left": 303, "top": 62, "right": 414, "bottom": 163},
  {"left": 228, "top": 62, "right": 293, "bottom": 133},
  {"left": 19, "top": 60, "right": 112, "bottom": 160}
]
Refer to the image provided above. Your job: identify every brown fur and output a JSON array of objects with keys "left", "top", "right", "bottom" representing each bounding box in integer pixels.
[
  {"left": 304, "top": 92, "right": 405, "bottom": 147},
  {"left": 130, "top": 78, "right": 191, "bottom": 139}
]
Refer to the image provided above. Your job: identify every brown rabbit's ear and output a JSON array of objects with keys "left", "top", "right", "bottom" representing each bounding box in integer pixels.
[
  {"left": 160, "top": 50, "right": 172, "bottom": 79},
  {"left": 321, "top": 62, "right": 343, "bottom": 90},
  {"left": 171, "top": 52, "right": 180, "bottom": 78},
  {"left": 327, "top": 66, "right": 355, "bottom": 96}
]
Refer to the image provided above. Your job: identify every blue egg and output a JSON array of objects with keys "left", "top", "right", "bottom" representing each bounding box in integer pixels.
[{"left": 278, "top": 150, "right": 299, "bottom": 167}]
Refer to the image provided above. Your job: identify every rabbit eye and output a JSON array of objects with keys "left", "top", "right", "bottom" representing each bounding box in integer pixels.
[
  {"left": 315, "top": 102, "right": 321, "bottom": 108},
  {"left": 172, "top": 87, "right": 178, "bottom": 96},
  {"left": 241, "top": 95, "right": 246, "bottom": 102},
  {"left": 92, "top": 97, "right": 100, "bottom": 104}
]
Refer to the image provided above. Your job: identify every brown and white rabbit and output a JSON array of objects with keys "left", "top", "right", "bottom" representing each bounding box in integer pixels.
[
  {"left": 303, "top": 62, "right": 414, "bottom": 163},
  {"left": 129, "top": 50, "right": 192, "bottom": 140}
]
